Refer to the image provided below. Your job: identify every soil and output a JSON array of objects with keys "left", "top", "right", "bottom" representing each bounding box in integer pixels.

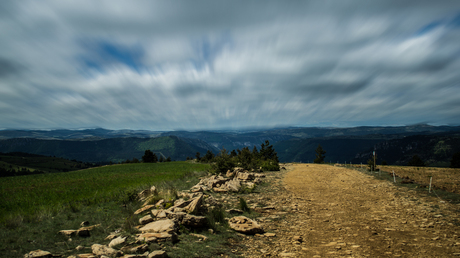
[{"left": 234, "top": 163, "right": 460, "bottom": 257}]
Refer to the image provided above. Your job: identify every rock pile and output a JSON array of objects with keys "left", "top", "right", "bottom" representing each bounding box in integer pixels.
[
  {"left": 25, "top": 167, "right": 267, "bottom": 258},
  {"left": 190, "top": 168, "right": 265, "bottom": 193}
]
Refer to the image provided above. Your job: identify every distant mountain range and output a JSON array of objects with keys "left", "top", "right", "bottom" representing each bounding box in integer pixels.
[{"left": 0, "top": 124, "right": 459, "bottom": 166}]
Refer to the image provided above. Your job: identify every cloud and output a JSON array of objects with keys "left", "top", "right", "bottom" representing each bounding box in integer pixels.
[{"left": 0, "top": 1, "right": 459, "bottom": 130}]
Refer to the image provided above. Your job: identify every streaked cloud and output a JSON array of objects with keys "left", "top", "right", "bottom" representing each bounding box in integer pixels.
[{"left": 0, "top": 1, "right": 459, "bottom": 130}]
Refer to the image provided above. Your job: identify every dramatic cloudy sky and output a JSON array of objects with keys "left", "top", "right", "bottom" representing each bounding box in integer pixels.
[{"left": 1, "top": 1, "right": 459, "bottom": 130}]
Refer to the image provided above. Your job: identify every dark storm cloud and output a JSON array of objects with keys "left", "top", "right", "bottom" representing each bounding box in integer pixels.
[{"left": 0, "top": 0, "right": 459, "bottom": 130}]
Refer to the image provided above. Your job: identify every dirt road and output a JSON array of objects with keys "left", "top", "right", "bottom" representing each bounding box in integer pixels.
[{"left": 237, "top": 164, "right": 460, "bottom": 257}]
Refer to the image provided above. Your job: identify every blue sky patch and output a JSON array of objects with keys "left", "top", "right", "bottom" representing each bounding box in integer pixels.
[{"left": 80, "top": 40, "right": 145, "bottom": 73}]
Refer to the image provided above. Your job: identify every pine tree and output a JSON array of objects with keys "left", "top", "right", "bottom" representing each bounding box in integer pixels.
[{"left": 314, "top": 144, "right": 326, "bottom": 164}]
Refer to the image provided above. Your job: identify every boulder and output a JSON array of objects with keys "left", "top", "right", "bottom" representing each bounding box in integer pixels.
[
  {"left": 183, "top": 194, "right": 203, "bottom": 214},
  {"left": 137, "top": 232, "right": 178, "bottom": 243},
  {"left": 91, "top": 244, "right": 122, "bottom": 257},
  {"left": 166, "top": 211, "right": 187, "bottom": 222},
  {"left": 190, "top": 233, "right": 208, "bottom": 241},
  {"left": 181, "top": 214, "right": 207, "bottom": 228},
  {"left": 199, "top": 175, "right": 229, "bottom": 188},
  {"left": 154, "top": 199, "right": 165, "bottom": 208},
  {"left": 59, "top": 228, "right": 90, "bottom": 237},
  {"left": 120, "top": 244, "right": 148, "bottom": 254},
  {"left": 77, "top": 254, "right": 97, "bottom": 258},
  {"left": 147, "top": 250, "right": 168, "bottom": 258},
  {"left": 226, "top": 170, "right": 235, "bottom": 178},
  {"left": 190, "top": 185, "right": 204, "bottom": 193},
  {"left": 108, "top": 236, "right": 126, "bottom": 249},
  {"left": 139, "top": 219, "right": 176, "bottom": 233},
  {"left": 139, "top": 215, "right": 153, "bottom": 225},
  {"left": 74, "top": 254, "right": 96, "bottom": 258},
  {"left": 134, "top": 205, "right": 154, "bottom": 215},
  {"left": 23, "top": 250, "right": 52, "bottom": 258},
  {"left": 237, "top": 172, "right": 255, "bottom": 181},
  {"left": 224, "top": 178, "right": 242, "bottom": 192},
  {"left": 228, "top": 216, "right": 264, "bottom": 235}
]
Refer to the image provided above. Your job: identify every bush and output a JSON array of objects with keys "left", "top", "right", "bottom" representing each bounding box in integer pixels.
[
  {"left": 408, "top": 155, "right": 425, "bottom": 167},
  {"left": 211, "top": 148, "right": 235, "bottom": 174},
  {"left": 261, "top": 160, "right": 280, "bottom": 171}
]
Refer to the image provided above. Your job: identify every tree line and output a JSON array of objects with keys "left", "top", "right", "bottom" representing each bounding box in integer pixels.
[{"left": 192, "top": 140, "right": 280, "bottom": 173}]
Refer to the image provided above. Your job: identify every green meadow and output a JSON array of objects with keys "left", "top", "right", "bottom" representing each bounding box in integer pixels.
[
  {"left": 0, "top": 162, "right": 216, "bottom": 258},
  {"left": 0, "top": 162, "right": 210, "bottom": 223}
]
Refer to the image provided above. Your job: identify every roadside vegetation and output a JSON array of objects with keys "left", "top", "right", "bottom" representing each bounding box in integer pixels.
[
  {"left": 341, "top": 163, "right": 460, "bottom": 204},
  {"left": 194, "top": 140, "right": 280, "bottom": 173}
]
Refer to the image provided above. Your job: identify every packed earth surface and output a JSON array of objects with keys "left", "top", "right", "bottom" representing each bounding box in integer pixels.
[{"left": 234, "top": 163, "right": 460, "bottom": 257}]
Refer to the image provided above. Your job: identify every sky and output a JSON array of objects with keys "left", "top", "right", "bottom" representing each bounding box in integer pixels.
[{"left": 0, "top": 1, "right": 460, "bottom": 131}]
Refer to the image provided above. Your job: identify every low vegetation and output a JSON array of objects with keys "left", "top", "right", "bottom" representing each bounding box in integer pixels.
[
  {"left": 0, "top": 162, "right": 211, "bottom": 257},
  {"left": 0, "top": 162, "right": 210, "bottom": 224},
  {"left": 196, "top": 140, "right": 280, "bottom": 173},
  {"left": 343, "top": 163, "right": 460, "bottom": 204}
]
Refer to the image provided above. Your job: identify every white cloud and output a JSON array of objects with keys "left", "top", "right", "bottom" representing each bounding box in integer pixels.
[{"left": 0, "top": 1, "right": 459, "bottom": 130}]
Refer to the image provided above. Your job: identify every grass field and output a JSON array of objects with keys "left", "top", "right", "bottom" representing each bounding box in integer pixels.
[
  {"left": 341, "top": 163, "right": 460, "bottom": 205},
  {"left": 343, "top": 163, "right": 460, "bottom": 195},
  {"left": 0, "top": 161, "right": 212, "bottom": 257},
  {"left": 0, "top": 162, "right": 210, "bottom": 223},
  {"left": 381, "top": 165, "right": 460, "bottom": 194}
]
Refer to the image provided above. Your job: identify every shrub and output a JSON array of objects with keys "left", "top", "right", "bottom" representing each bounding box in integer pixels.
[
  {"left": 261, "top": 160, "right": 280, "bottom": 171},
  {"left": 211, "top": 148, "right": 235, "bottom": 174},
  {"left": 408, "top": 155, "right": 425, "bottom": 167}
]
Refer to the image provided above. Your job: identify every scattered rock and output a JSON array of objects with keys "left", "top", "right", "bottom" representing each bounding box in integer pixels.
[
  {"left": 228, "top": 216, "right": 264, "bottom": 234},
  {"left": 183, "top": 194, "right": 203, "bottom": 214},
  {"left": 147, "top": 250, "right": 168, "bottom": 258},
  {"left": 139, "top": 219, "right": 176, "bottom": 233},
  {"left": 237, "top": 172, "right": 255, "bottom": 181},
  {"left": 120, "top": 244, "right": 148, "bottom": 254},
  {"left": 91, "top": 244, "right": 122, "bottom": 257},
  {"left": 23, "top": 250, "right": 52, "bottom": 258},
  {"left": 108, "top": 236, "right": 126, "bottom": 249},
  {"left": 292, "top": 236, "right": 303, "bottom": 242},
  {"left": 181, "top": 214, "right": 207, "bottom": 228},
  {"left": 139, "top": 215, "right": 154, "bottom": 225},
  {"left": 134, "top": 205, "right": 154, "bottom": 215},
  {"left": 190, "top": 233, "right": 208, "bottom": 241},
  {"left": 137, "top": 232, "right": 178, "bottom": 243}
]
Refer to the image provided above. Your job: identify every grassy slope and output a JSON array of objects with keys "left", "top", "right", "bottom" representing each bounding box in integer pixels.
[
  {"left": 0, "top": 162, "right": 212, "bottom": 258},
  {"left": 0, "top": 162, "right": 210, "bottom": 222}
]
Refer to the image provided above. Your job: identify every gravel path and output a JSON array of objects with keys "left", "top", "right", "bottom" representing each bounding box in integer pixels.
[{"left": 236, "top": 163, "right": 460, "bottom": 257}]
